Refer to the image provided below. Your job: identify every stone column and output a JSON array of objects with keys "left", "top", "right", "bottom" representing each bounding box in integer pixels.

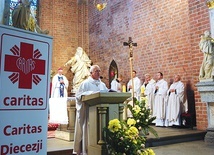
[
  {"left": 197, "top": 0, "right": 214, "bottom": 144},
  {"left": 119, "top": 104, "right": 125, "bottom": 120},
  {"left": 196, "top": 82, "right": 214, "bottom": 144},
  {"left": 67, "top": 98, "right": 76, "bottom": 131},
  {"left": 2, "top": 0, "right": 10, "bottom": 25},
  {"left": 97, "top": 107, "right": 107, "bottom": 145},
  {"left": 0, "top": 0, "right": 5, "bottom": 24}
]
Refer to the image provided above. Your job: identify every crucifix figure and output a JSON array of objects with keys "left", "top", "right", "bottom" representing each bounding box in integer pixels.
[{"left": 123, "top": 37, "right": 137, "bottom": 104}]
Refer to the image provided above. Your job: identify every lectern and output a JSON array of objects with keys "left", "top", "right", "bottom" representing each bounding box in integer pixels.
[{"left": 81, "top": 92, "right": 131, "bottom": 155}]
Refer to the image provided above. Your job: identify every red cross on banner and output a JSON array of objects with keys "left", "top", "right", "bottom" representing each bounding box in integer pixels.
[{"left": 4, "top": 42, "right": 45, "bottom": 89}]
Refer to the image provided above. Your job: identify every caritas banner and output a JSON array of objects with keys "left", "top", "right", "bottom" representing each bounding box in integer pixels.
[{"left": 0, "top": 25, "right": 52, "bottom": 155}]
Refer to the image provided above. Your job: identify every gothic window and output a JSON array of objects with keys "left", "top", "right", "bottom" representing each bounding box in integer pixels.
[
  {"left": 109, "top": 60, "right": 118, "bottom": 87},
  {"left": 9, "top": 0, "right": 38, "bottom": 26}
]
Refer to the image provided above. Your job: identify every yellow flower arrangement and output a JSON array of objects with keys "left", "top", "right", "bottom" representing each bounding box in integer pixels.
[
  {"left": 127, "top": 118, "right": 136, "bottom": 126},
  {"left": 133, "top": 105, "right": 141, "bottom": 114},
  {"left": 140, "top": 96, "right": 149, "bottom": 108},
  {"left": 104, "top": 118, "right": 155, "bottom": 155},
  {"left": 139, "top": 148, "right": 155, "bottom": 155},
  {"left": 104, "top": 96, "right": 158, "bottom": 155},
  {"left": 127, "top": 98, "right": 158, "bottom": 137},
  {"left": 108, "top": 118, "right": 121, "bottom": 132}
]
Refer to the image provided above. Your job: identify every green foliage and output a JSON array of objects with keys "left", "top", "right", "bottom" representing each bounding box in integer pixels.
[
  {"left": 127, "top": 98, "right": 158, "bottom": 138},
  {"left": 104, "top": 98, "right": 158, "bottom": 155},
  {"left": 104, "top": 118, "right": 154, "bottom": 155}
]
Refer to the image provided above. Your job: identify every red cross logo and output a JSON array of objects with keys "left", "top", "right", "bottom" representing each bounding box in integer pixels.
[{"left": 4, "top": 42, "right": 45, "bottom": 89}]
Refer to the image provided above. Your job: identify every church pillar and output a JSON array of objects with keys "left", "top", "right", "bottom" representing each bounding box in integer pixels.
[
  {"left": 2, "top": 0, "right": 10, "bottom": 25},
  {"left": 196, "top": 82, "right": 214, "bottom": 144},
  {"left": 77, "top": 1, "right": 89, "bottom": 52},
  {"left": 197, "top": 0, "right": 214, "bottom": 144},
  {"left": 0, "top": 0, "right": 5, "bottom": 24}
]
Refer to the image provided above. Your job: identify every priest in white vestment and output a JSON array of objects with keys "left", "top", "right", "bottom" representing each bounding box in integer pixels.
[
  {"left": 141, "top": 74, "right": 156, "bottom": 112},
  {"left": 165, "top": 75, "right": 184, "bottom": 127},
  {"left": 153, "top": 72, "right": 168, "bottom": 126},
  {"left": 51, "top": 67, "right": 69, "bottom": 98},
  {"left": 49, "top": 67, "right": 69, "bottom": 124},
  {"left": 110, "top": 75, "right": 123, "bottom": 92},
  {"left": 73, "top": 65, "right": 108, "bottom": 155},
  {"left": 127, "top": 70, "right": 141, "bottom": 100}
]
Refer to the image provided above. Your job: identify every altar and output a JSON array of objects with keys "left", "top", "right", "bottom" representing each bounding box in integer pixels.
[
  {"left": 49, "top": 98, "right": 69, "bottom": 124},
  {"left": 48, "top": 92, "right": 131, "bottom": 154},
  {"left": 81, "top": 92, "right": 131, "bottom": 155},
  {"left": 49, "top": 97, "right": 76, "bottom": 141}
]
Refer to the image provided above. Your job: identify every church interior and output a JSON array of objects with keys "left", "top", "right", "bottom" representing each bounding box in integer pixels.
[
  {"left": 37, "top": 0, "right": 211, "bottom": 131},
  {"left": 1, "top": 0, "right": 214, "bottom": 154}
]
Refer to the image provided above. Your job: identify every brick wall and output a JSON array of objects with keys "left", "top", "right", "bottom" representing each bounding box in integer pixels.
[
  {"left": 188, "top": 0, "right": 210, "bottom": 130},
  {"left": 39, "top": 0, "right": 89, "bottom": 93},
  {"left": 88, "top": 0, "right": 210, "bottom": 130}
]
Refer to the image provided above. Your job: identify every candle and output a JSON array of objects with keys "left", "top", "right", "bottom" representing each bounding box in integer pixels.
[
  {"left": 141, "top": 86, "right": 145, "bottom": 94},
  {"left": 122, "top": 85, "right": 126, "bottom": 92}
]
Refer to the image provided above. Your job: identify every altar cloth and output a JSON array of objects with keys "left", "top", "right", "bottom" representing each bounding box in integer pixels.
[{"left": 49, "top": 97, "right": 75, "bottom": 124}]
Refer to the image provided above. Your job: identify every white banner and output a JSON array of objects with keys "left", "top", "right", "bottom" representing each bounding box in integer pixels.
[{"left": 0, "top": 25, "right": 52, "bottom": 155}]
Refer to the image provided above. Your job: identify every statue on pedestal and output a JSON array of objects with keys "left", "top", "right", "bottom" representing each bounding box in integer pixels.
[
  {"left": 199, "top": 30, "right": 214, "bottom": 80},
  {"left": 65, "top": 47, "right": 91, "bottom": 93},
  {"left": 12, "top": 0, "right": 49, "bottom": 34}
]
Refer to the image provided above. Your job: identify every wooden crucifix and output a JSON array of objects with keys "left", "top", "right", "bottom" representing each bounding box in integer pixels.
[{"left": 123, "top": 37, "right": 137, "bottom": 105}]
